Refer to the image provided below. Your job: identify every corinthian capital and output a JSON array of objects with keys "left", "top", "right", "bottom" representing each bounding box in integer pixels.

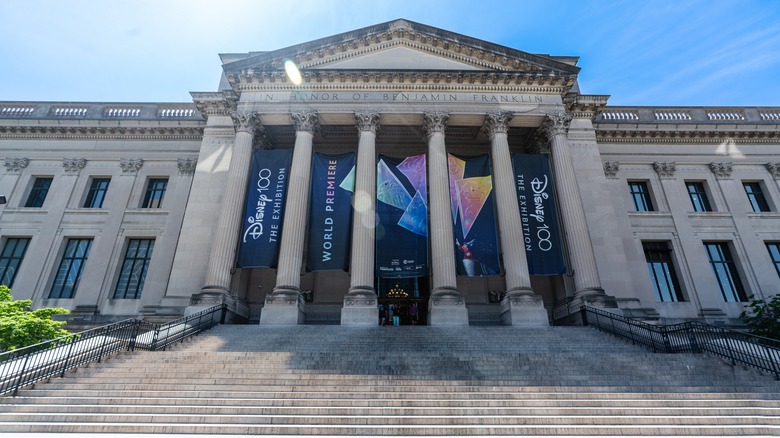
[
  {"left": 63, "top": 158, "right": 87, "bottom": 174},
  {"left": 354, "top": 111, "right": 380, "bottom": 134},
  {"left": 229, "top": 111, "right": 260, "bottom": 135},
  {"left": 422, "top": 112, "right": 449, "bottom": 136},
  {"left": 4, "top": 157, "right": 29, "bottom": 173},
  {"left": 482, "top": 112, "right": 513, "bottom": 139},
  {"left": 540, "top": 110, "right": 573, "bottom": 140},
  {"left": 291, "top": 111, "right": 319, "bottom": 134}
]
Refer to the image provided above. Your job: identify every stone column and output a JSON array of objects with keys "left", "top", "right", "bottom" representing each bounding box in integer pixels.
[
  {"left": 259, "top": 111, "right": 318, "bottom": 325},
  {"left": 423, "top": 112, "right": 469, "bottom": 326},
  {"left": 484, "top": 112, "right": 548, "bottom": 326},
  {"left": 200, "top": 111, "right": 259, "bottom": 300},
  {"left": 341, "top": 111, "right": 380, "bottom": 326},
  {"left": 541, "top": 110, "right": 605, "bottom": 301}
]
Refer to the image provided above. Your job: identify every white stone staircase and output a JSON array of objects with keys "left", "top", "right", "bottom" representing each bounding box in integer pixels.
[{"left": 1, "top": 325, "right": 779, "bottom": 435}]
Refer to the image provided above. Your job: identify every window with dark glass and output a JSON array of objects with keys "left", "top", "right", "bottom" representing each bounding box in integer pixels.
[
  {"left": 0, "top": 238, "right": 30, "bottom": 287},
  {"left": 24, "top": 177, "right": 53, "bottom": 208},
  {"left": 643, "top": 241, "right": 684, "bottom": 302},
  {"left": 114, "top": 239, "right": 155, "bottom": 299},
  {"left": 628, "top": 181, "right": 654, "bottom": 212},
  {"left": 767, "top": 243, "right": 780, "bottom": 278},
  {"left": 704, "top": 242, "right": 748, "bottom": 302},
  {"left": 49, "top": 238, "right": 92, "bottom": 299},
  {"left": 743, "top": 182, "right": 770, "bottom": 212},
  {"left": 83, "top": 178, "right": 110, "bottom": 208},
  {"left": 142, "top": 178, "right": 167, "bottom": 208},
  {"left": 686, "top": 181, "right": 712, "bottom": 212}
]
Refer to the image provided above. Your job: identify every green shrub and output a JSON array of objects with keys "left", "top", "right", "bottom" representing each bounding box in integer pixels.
[
  {"left": 0, "top": 285, "right": 70, "bottom": 352},
  {"left": 739, "top": 294, "right": 780, "bottom": 340}
]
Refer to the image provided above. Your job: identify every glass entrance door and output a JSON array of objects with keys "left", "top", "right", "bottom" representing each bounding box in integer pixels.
[{"left": 377, "top": 276, "right": 429, "bottom": 326}]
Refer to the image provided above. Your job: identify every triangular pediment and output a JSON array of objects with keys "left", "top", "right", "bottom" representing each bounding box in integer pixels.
[{"left": 222, "top": 19, "right": 580, "bottom": 77}]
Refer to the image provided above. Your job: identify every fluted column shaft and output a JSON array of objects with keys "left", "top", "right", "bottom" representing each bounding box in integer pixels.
[
  {"left": 423, "top": 113, "right": 459, "bottom": 294},
  {"left": 349, "top": 112, "right": 380, "bottom": 293},
  {"left": 484, "top": 113, "right": 533, "bottom": 293},
  {"left": 202, "top": 111, "right": 259, "bottom": 294},
  {"left": 273, "top": 112, "right": 318, "bottom": 291},
  {"left": 543, "top": 111, "right": 603, "bottom": 295}
]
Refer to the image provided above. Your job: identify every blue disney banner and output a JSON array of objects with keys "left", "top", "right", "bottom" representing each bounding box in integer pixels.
[
  {"left": 511, "top": 153, "right": 566, "bottom": 276},
  {"left": 236, "top": 149, "right": 292, "bottom": 268},
  {"left": 306, "top": 152, "right": 355, "bottom": 272}
]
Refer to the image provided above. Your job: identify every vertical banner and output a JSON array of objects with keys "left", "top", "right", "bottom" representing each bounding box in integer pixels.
[
  {"left": 376, "top": 154, "right": 428, "bottom": 278},
  {"left": 511, "top": 153, "right": 566, "bottom": 275},
  {"left": 448, "top": 154, "right": 500, "bottom": 276},
  {"left": 306, "top": 152, "right": 356, "bottom": 272},
  {"left": 236, "top": 149, "right": 292, "bottom": 268}
]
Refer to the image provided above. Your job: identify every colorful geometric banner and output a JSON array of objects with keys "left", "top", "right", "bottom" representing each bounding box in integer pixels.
[
  {"left": 448, "top": 154, "right": 500, "bottom": 276},
  {"left": 511, "top": 153, "right": 566, "bottom": 276},
  {"left": 306, "top": 152, "right": 355, "bottom": 272},
  {"left": 376, "top": 154, "right": 428, "bottom": 278},
  {"left": 236, "top": 149, "right": 292, "bottom": 268}
]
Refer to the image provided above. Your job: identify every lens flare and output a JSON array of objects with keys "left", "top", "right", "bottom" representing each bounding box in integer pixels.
[{"left": 284, "top": 60, "right": 303, "bottom": 85}]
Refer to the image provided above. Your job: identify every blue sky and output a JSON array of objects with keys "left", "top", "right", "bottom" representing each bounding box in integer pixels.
[{"left": 1, "top": 0, "right": 778, "bottom": 106}]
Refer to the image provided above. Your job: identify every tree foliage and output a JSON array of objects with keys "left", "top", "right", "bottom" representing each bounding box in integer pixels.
[
  {"left": 739, "top": 294, "right": 780, "bottom": 340},
  {"left": 0, "top": 285, "right": 70, "bottom": 352}
]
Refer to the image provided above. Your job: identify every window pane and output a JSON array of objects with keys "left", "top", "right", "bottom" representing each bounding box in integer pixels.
[
  {"left": 743, "top": 182, "right": 770, "bottom": 212},
  {"left": 643, "top": 241, "right": 683, "bottom": 302},
  {"left": 142, "top": 179, "right": 167, "bottom": 208},
  {"left": 49, "top": 239, "right": 92, "bottom": 299},
  {"left": 24, "top": 177, "right": 53, "bottom": 208},
  {"left": 629, "top": 182, "right": 654, "bottom": 212},
  {"left": 0, "top": 238, "right": 30, "bottom": 287},
  {"left": 114, "top": 239, "right": 155, "bottom": 299},
  {"left": 84, "top": 178, "right": 110, "bottom": 208},
  {"left": 704, "top": 242, "right": 747, "bottom": 302},
  {"left": 686, "top": 181, "right": 712, "bottom": 212},
  {"left": 767, "top": 243, "right": 780, "bottom": 278}
]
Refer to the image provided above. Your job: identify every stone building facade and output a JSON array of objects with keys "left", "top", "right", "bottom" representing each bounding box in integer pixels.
[{"left": 1, "top": 20, "right": 778, "bottom": 327}]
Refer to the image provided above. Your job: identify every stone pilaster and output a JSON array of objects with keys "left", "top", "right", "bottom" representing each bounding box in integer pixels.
[
  {"left": 541, "top": 111, "right": 605, "bottom": 300},
  {"left": 341, "top": 111, "right": 380, "bottom": 326},
  {"left": 484, "top": 112, "right": 548, "bottom": 326},
  {"left": 260, "top": 111, "right": 318, "bottom": 325},
  {"left": 423, "top": 112, "right": 468, "bottom": 326},
  {"left": 200, "top": 111, "right": 260, "bottom": 300}
]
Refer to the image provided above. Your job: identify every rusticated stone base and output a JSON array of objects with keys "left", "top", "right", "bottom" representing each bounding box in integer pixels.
[
  {"left": 341, "top": 288, "right": 378, "bottom": 326},
  {"left": 428, "top": 288, "right": 469, "bottom": 326},
  {"left": 500, "top": 290, "right": 549, "bottom": 327},
  {"left": 259, "top": 288, "right": 305, "bottom": 326}
]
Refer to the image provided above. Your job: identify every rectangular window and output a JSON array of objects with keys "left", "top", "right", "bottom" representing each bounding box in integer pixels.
[
  {"left": 83, "top": 178, "right": 111, "bottom": 208},
  {"left": 643, "top": 241, "right": 684, "bottom": 302},
  {"left": 0, "top": 238, "right": 30, "bottom": 287},
  {"left": 24, "top": 177, "right": 53, "bottom": 208},
  {"left": 686, "top": 181, "right": 712, "bottom": 212},
  {"left": 704, "top": 242, "right": 748, "bottom": 302},
  {"left": 628, "top": 181, "right": 654, "bottom": 212},
  {"left": 142, "top": 178, "right": 167, "bottom": 208},
  {"left": 49, "top": 238, "right": 92, "bottom": 299},
  {"left": 114, "top": 239, "right": 155, "bottom": 299},
  {"left": 743, "top": 182, "right": 770, "bottom": 212},
  {"left": 767, "top": 243, "right": 780, "bottom": 278}
]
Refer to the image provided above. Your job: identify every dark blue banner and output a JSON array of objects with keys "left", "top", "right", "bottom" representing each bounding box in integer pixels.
[
  {"left": 236, "top": 149, "right": 292, "bottom": 268},
  {"left": 376, "top": 154, "right": 428, "bottom": 278},
  {"left": 448, "top": 154, "right": 500, "bottom": 276},
  {"left": 511, "top": 153, "right": 566, "bottom": 276},
  {"left": 306, "top": 152, "right": 355, "bottom": 272}
]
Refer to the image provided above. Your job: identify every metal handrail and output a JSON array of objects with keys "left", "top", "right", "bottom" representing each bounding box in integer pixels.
[
  {"left": 583, "top": 306, "right": 780, "bottom": 379},
  {"left": 0, "top": 304, "right": 226, "bottom": 396}
]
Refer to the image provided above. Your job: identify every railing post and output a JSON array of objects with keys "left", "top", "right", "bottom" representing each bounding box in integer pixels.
[
  {"left": 150, "top": 326, "right": 160, "bottom": 352},
  {"left": 59, "top": 338, "right": 77, "bottom": 378},
  {"left": 581, "top": 307, "right": 588, "bottom": 326},
  {"left": 128, "top": 320, "right": 140, "bottom": 351},
  {"left": 96, "top": 326, "right": 110, "bottom": 364},
  {"left": 12, "top": 354, "right": 32, "bottom": 396},
  {"left": 627, "top": 319, "right": 635, "bottom": 345},
  {"left": 662, "top": 327, "right": 672, "bottom": 353},
  {"left": 220, "top": 304, "right": 227, "bottom": 324},
  {"left": 687, "top": 324, "right": 699, "bottom": 353}
]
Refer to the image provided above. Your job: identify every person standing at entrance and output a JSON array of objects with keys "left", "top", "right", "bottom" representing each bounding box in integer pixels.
[
  {"left": 390, "top": 304, "right": 400, "bottom": 326},
  {"left": 409, "top": 302, "right": 419, "bottom": 325},
  {"left": 378, "top": 304, "right": 386, "bottom": 326}
]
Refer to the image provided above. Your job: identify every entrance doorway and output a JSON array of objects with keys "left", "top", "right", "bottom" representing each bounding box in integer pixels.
[{"left": 377, "top": 276, "right": 429, "bottom": 326}]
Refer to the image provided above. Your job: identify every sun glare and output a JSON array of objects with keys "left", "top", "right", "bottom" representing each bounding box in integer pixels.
[{"left": 284, "top": 60, "right": 303, "bottom": 86}]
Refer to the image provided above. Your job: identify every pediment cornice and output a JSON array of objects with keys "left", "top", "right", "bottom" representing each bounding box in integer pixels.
[
  {"left": 223, "top": 19, "right": 579, "bottom": 93},
  {"left": 0, "top": 125, "right": 203, "bottom": 141}
]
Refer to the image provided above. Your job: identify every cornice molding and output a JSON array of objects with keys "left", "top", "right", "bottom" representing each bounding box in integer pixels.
[
  {"left": 192, "top": 91, "right": 237, "bottom": 118},
  {"left": 0, "top": 125, "right": 203, "bottom": 141},
  {"left": 596, "top": 130, "right": 780, "bottom": 144},
  {"left": 565, "top": 93, "right": 610, "bottom": 120}
]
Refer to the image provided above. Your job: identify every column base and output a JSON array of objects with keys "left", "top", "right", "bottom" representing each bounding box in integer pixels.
[
  {"left": 428, "top": 288, "right": 469, "bottom": 326},
  {"left": 259, "top": 287, "right": 305, "bottom": 326},
  {"left": 341, "top": 287, "right": 378, "bottom": 326},
  {"left": 500, "top": 289, "right": 549, "bottom": 327},
  {"left": 187, "top": 291, "right": 248, "bottom": 322}
]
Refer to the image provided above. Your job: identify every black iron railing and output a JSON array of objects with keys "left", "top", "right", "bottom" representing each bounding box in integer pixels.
[
  {"left": 583, "top": 306, "right": 780, "bottom": 379},
  {"left": 0, "top": 304, "right": 225, "bottom": 396}
]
